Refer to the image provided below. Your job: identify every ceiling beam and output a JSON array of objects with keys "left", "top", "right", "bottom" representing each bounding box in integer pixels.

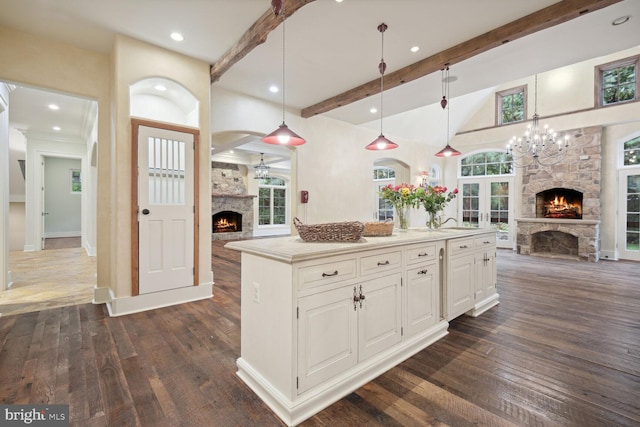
[
  {"left": 301, "top": 0, "right": 623, "bottom": 118},
  {"left": 210, "top": 0, "right": 316, "bottom": 83}
]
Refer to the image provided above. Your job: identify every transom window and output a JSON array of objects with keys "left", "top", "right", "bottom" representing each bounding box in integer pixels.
[
  {"left": 496, "top": 85, "right": 526, "bottom": 126},
  {"left": 623, "top": 136, "right": 640, "bottom": 167},
  {"left": 460, "top": 151, "right": 513, "bottom": 177},
  {"left": 596, "top": 55, "right": 639, "bottom": 107},
  {"left": 258, "top": 177, "right": 287, "bottom": 226}
]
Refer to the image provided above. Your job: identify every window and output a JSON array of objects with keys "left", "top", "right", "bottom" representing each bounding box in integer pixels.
[
  {"left": 496, "top": 85, "right": 526, "bottom": 126},
  {"left": 596, "top": 55, "right": 639, "bottom": 107},
  {"left": 374, "top": 167, "right": 397, "bottom": 221},
  {"left": 70, "top": 169, "right": 81, "bottom": 193},
  {"left": 460, "top": 151, "right": 513, "bottom": 177},
  {"left": 258, "top": 177, "right": 287, "bottom": 226},
  {"left": 623, "top": 136, "right": 640, "bottom": 167}
]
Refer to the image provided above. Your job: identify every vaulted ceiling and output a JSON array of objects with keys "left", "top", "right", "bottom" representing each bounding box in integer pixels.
[{"left": 1, "top": 0, "right": 639, "bottom": 164}]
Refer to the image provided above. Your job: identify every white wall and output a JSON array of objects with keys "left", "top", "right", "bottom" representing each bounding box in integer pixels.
[
  {"left": 8, "top": 202, "right": 25, "bottom": 251},
  {"left": 0, "top": 84, "right": 9, "bottom": 290},
  {"left": 43, "top": 157, "right": 82, "bottom": 237},
  {"left": 211, "top": 87, "right": 438, "bottom": 228}
]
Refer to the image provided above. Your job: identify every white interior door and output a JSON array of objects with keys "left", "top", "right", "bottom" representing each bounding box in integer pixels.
[
  {"left": 618, "top": 169, "right": 640, "bottom": 261},
  {"left": 138, "top": 125, "right": 194, "bottom": 294},
  {"left": 459, "top": 177, "right": 514, "bottom": 249}
]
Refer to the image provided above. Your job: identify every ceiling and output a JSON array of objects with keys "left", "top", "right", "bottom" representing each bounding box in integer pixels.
[{"left": 2, "top": 0, "right": 639, "bottom": 168}]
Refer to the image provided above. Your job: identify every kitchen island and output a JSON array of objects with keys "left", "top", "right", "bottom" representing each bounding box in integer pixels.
[{"left": 225, "top": 228, "right": 498, "bottom": 426}]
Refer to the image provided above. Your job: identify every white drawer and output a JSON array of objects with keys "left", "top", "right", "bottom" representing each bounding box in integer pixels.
[
  {"left": 406, "top": 243, "right": 438, "bottom": 265},
  {"left": 297, "top": 258, "right": 357, "bottom": 290},
  {"left": 475, "top": 234, "right": 496, "bottom": 248},
  {"left": 448, "top": 237, "right": 475, "bottom": 255},
  {"left": 360, "top": 250, "right": 402, "bottom": 276}
]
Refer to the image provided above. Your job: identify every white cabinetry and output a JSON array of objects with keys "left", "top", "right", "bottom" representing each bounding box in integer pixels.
[
  {"left": 228, "top": 229, "right": 495, "bottom": 426},
  {"left": 446, "top": 233, "right": 498, "bottom": 320}
]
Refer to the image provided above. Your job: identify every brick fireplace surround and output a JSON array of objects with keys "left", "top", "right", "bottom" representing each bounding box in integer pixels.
[{"left": 516, "top": 126, "right": 602, "bottom": 262}]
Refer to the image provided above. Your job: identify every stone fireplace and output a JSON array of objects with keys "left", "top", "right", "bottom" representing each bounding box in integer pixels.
[
  {"left": 516, "top": 126, "right": 601, "bottom": 262},
  {"left": 211, "top": 162, "right": 255, "bottom": 241}
]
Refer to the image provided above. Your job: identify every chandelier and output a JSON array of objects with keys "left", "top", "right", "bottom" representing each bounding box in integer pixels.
[
  {"left": 254, "top": 153, "right": 270, "bottom": 179},
  {"left": 507, "top": 75, "right": 569, "bottom": 167}
]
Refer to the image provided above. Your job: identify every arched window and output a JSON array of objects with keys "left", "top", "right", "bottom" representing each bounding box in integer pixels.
[
  {"left": 374, "top": 167, "right": 396, "bottom": 221},
  {"left": 258, "top": 177, "right": 287, "bottom": 226}
]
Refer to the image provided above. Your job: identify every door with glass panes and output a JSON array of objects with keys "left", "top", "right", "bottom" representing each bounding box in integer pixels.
[
  {"left": 618, "top": 169, "right": 640, "bottom": 261},
  {"left": 458, "top": 178, "right": 513, "bottom": 248}
]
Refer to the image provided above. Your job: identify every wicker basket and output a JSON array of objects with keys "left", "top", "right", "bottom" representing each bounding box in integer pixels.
[
  {"left": 293, "top": 217, "right": 365, "bottom": 242},
  {"left": 363, "top": 220, "right": 394, "bottom": 237}
]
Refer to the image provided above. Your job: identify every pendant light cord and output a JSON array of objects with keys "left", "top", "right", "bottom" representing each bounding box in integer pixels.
[
  {"left": 445, "top": 66, "right": 450, "bottom": 142},
  {"left": 281, "top": 10, "right": 286, "bottom": 123},
  {"left": 379, "top": 26, "right": 385, "bottom": 135}
]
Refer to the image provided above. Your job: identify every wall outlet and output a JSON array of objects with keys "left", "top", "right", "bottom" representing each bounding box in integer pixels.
[{"left": 253, "top": 282, "right": 261, "bottom": 303}]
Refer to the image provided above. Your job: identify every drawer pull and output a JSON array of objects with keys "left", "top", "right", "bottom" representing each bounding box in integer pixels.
[
  {"left": 483, "top": 241, "right": 491, "bottom": 244},
  {"left": 322, "top": 270, "right": 338, "bottom": 277},
  {"left": 377, "top": 260, "right": 390, "bottom": 266},
  {"left": 417, "top": 269, "right": 428, "bottom": 275},
  {"left": 418, "top": 252, "right": 429, "bottom": 257},
  {"left": 459, "top": 245, "right": 468, "bottom": 249}
]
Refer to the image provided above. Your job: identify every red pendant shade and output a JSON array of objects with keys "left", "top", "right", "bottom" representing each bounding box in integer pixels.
[
  {"left": 262, "top": 122, "right": 306, "bottom": 146},
  {"left": 365, "top": 134, "right": 399, "bottom": 151},
  {"left": 435, "top": 143, "right": 461, "bottom": 157}
]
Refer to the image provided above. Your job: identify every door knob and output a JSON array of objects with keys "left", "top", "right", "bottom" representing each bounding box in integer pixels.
[{"left": 142, "top": 209, "right": 150, "bottom": 215}]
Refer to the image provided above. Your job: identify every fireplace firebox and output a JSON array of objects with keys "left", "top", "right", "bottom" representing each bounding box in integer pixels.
[
  {"left": 213, "top": 211, "right": 242, "bottom": 233},
  {"left": 536, "top": 188, "right": 583, "bottom": 219}
]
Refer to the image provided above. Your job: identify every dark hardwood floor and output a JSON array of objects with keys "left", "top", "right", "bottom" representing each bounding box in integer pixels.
[{"left": 1, "top": 240, "right": 639, "bottom": 426}]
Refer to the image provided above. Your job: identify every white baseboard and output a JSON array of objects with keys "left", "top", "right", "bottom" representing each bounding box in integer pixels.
[
  {"left": 599, "top": 249, "right": 618, "bottom": 261},
  {"left": 44, "top": 231, "right": 81, "bottom": 238},
  {"left": 106, "top": 282, "right": 214, "bottom": 317}
]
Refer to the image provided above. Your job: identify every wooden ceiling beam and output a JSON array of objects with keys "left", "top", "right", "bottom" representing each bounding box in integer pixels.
[
  {"left": 210, "top": 0, "right": 316, "bottom": 83},
  {"left": 301, "top": 0, "right": 623, "bottom": 118}
]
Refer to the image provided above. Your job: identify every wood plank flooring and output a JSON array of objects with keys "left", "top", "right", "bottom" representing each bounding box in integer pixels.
[{"left": 0, "top": 240, "right": 639, "bottom": 426}]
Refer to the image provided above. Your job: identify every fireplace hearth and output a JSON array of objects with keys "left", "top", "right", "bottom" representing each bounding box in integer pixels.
[{"left": 516, "top": 126, "right": 602, "bottom": 262}]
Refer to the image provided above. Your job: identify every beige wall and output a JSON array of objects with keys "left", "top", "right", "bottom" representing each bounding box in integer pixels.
[
  {"left": 0, "top": 25, "right": 112, "bottom": 288},
  {"left": 112, "top": 35, "right": 211, "bottom": 298}
]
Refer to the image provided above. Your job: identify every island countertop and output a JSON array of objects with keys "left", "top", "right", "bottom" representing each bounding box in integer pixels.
[{"left": 225, "top": 227, "right": 493, "bottom": 263}]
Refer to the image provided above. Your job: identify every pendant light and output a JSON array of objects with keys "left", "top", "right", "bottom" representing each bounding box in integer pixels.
[
  {"left": 262, "top": 0, "right": 306, "bottom": 146},
  {"left": 435, "top": 65, "right": 461, "bottom": 157},
  {"left": 254, "top": 153, "right": 270, "bottom": 179},
  {"left": 365, "top": 23, "right": 398, "bottom": 151}
]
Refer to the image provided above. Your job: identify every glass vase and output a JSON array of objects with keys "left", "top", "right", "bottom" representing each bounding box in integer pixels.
[
  {"left": 426, "top": 211, "right": 441, "bottom": 230},
  {"left": 395, "top": 206, "right": 409, "bottom": 230}
]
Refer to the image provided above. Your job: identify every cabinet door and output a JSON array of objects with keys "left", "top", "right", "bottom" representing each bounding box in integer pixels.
[
  {"left": 298, "top": 286, "right": 358, "bottom": 394},
  {"left": 447, "top": 253, "right": 475, "bottom": 320},
  {"left": 405, "top": 263, "right": 438, "bottom": 338},
  {"left": 358, "top": 273, "right": 402, "bottom": 362},
  {"left": 482, "top": 250, "right": 497, "bottom": 297}
]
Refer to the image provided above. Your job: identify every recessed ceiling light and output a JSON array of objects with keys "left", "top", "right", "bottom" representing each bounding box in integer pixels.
[
  {"left": 410, "top": 46, "right": 420, "bottom": 53},
  {"left": 612, "top": 15, "right": 630, "bottom": 26},
  {"left": 370, "top": 107, "right": 378, "bottom": 114},
  {"left": 154, "top": 84, "right": 167, "bottom": 91},
  {"left": 269, "top": 85, "right": 279, "bottom": 93},
  {"left": 48, "top": 104, "right": 59, "bottom": 110},
  {"left": 335, "top": 0, "right": 344, "bottom": 3},
  {"left": 170, "top": 32, "right": 184, "bottom": 41},
  {"left": 52, "top": 126, "right": 61, "bottom": 131},
  {"left": 229, "top": 150, "right": 234, "bottom": 154}
]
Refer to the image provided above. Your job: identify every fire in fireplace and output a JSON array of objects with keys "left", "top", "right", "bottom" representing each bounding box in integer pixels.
[
  {"left": 536, "top": 188, "right": 583, "bottom": 219},
  {"left": 213, "top": 211, "right": 242, "bottom": 233}
]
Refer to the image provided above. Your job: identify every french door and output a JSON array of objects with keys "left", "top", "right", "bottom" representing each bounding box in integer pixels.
[
  {"left": 618, "top": 169, "right": 640, "bottom": 261},
  {"left": 458, "top": 177, "right": 514, "bottom": 249}
]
